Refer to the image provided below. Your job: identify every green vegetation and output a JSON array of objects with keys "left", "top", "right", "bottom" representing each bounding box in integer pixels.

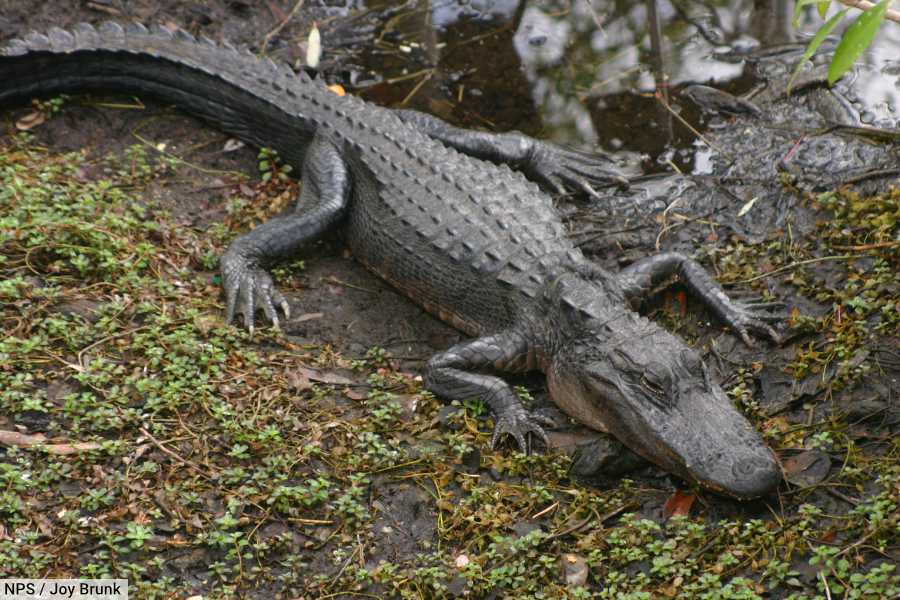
[
  {"left": 792, "top": 0, "right": 895, "bottom": 89},
  {"left": 0, "top": 132, "right": 897, "bottom": 599}
]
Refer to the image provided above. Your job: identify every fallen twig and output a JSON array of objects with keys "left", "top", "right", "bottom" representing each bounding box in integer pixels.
[
  {"left": 738, "top": 254, "right": 858, "bottom": 283},
  {"left": 262, "top": 0, "right": 307, "bottom": 54},
  {"left": 0, "top": 430, "right": 101, "bottom": 454},
  {"left": 138, "top": 427, "right": 210, "bottom": 478}
]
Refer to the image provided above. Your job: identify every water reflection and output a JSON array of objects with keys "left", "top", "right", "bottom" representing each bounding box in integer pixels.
[{"left": 357, "top": 0, "right": 899, "bottom": 170}]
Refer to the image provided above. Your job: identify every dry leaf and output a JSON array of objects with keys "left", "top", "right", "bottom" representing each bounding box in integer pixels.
[
  {"left": 675, "top": 290, "right": 687, "bottom": 317},
  {"left": 223, "top": 138, "right": 245, "bottom": 152},
  {"left": 783, "top": 450, "right": 830, "bottom": 487},
  {"left": 344, "top": 387, "right": 367, "bottom": 401},
  {"left": 296, "top": 366, "right": 353, "bottom": 386},
  {"left": 16, "top": 110, "right": 46, "bottom": 131},
  {"left": 306, "top": 23, "right": 321, "bottom": 69},
  {"left": 663, "top": 490, "right": 696, "bottom": 519},
  {"left": 286, "top": 369, "right": 312, "bottom": 392}
]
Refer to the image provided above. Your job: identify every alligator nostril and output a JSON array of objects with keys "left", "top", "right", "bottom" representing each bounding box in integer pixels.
[
  {"left": 732, "top": 454, "right": 770, "bottom": 477},
  {"left": 730, "top": 454, "right": 781, "bottom": 498},
  {"left": 733, "top": 457, "right": 760, "bottom": 477}
]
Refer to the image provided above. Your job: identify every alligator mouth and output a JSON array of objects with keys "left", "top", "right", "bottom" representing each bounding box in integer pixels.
[
  {"left": 667, "top": 442, "right": 782, "bottom": 500},
  {"left": 622, "top": 393, "right": 783, "bottom": 499},
  {"left": 571, "top": 375, "right": 783, "bottom": 499}
]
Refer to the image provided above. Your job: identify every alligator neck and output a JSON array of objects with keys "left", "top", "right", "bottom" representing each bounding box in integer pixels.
[{"left": 534, "top": 268, "right": 630, "bottom": 371}]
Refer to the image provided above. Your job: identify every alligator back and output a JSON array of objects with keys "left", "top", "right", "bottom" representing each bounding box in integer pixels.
[{"left": 0, "top": 23, "right": 583, "bottom": 335}]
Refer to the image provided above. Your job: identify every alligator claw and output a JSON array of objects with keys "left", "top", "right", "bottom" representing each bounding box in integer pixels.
[
  {"left": 526, "top": 139, "right": 630, "bottom": 197},
  {"left": 490, "top": 410, "right": 552, "bottom": 453},
  {"left": 731, "top": 300, "right": 784, "bottom": 346},
  {"left": 221, "top": 251, "right": 290, "bottom": 333}
]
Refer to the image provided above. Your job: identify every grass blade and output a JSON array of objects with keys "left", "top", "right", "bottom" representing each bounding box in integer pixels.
[{"left": 788, "top": 8, "right": 848, "bottom": 94}]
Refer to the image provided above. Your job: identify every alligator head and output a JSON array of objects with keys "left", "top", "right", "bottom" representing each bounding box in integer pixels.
[{"left": 547, "top": 310, "right": 781, "bottom": 499}]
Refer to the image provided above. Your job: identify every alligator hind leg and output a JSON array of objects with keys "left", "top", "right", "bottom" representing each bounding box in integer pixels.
[
  {"left": 392, "top": 109, "right": 629, "bottom": 196},
  {"left": 221, "top": 134, "right": 350, "bottom": 332},
  {"left": 615, "top": 252, "right": 782, "bottom": 345},
  {"left": 425, "top": 331, "right": 554, "bottom": 452}
]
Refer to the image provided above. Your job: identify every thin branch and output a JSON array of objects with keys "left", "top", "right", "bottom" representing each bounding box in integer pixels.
[
  {"left": 737, "top": 254, "right": 857, "bottom": 283},
  {"left": 261, "top": 0, "right": 307, "bottom": 53},
  {"left": 838, "top": 0, "right": 900, "bottom": 24},
  {"left": 139, "top": 427, "right": 210, "bottom": 479}
]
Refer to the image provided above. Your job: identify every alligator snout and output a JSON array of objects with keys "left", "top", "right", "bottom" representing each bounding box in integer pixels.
[
  {"left": 552, "top": 323, "right": 783, "bottom": 499},
  {"left": 729, "top": 454, "right": 782, "bottom": 498}
]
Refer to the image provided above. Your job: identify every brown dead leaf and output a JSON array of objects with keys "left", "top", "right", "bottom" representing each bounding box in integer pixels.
[
  {"left": 783, "top": 450, "right": 831, "bottom": 487},
  {"left": 344, "top": 387, "right": 367, "bottom": 401},
  {"left": 436, "top": 499, "right": 455, "bottom": 512},
  {"left": 16, "top": 110, "right": 46, "bottom": 131},
  {"left": 663, "top": 490, "right": 696, "bottom": 519},
  {"left": 296, "top": 366, "right": 353, "bottom": 386},
  {"left": 287, "top": 369, "right": 312, "bottom": 392},
  {"left": 34, "top": 513, "right": 54, "bottom": 537}
]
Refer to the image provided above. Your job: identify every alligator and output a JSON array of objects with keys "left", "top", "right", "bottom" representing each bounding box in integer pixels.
[{"left": 0, "top": 23, "right": 785, "bottom": 498}]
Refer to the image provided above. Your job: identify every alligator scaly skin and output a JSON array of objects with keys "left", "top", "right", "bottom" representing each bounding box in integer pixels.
[{"left": 0, "top": 23, "right": 785, "bottom": 498}]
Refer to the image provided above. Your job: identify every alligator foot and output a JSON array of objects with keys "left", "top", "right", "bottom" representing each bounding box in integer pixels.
[
  {"left": 221, "top": 251, "right": 290, "bottom": 334},
  {"left": 220, "top": 134, "right": 351, "bottom": 333},
  {"left": 726, "top": 298, "right": 784, "bottom": 346},
  {"left": 392, "top": 109, "right": 631, "bottom": 198},
  {"left": 424, "top": 330, "right": 555, "bottom": 453},
  {"left": 614, "top": 251, "right": 785, "bottom": 345},
  {"left": 491, "top": 407, "right": 555, "bottom": 453},
  {"left": 524, "top": 139, "right": 631, "bottom": 198}
]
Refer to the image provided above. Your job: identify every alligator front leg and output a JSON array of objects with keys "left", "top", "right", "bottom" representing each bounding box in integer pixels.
[
  {"left": 425, "top": 331, "right": 553, "bottom": 451},
  {"left": 615, "top": 252, "right": 782, "bottom": 345},
  {"left": 392, "top": 109, "right": 629, "bottom": 197},
  {"left": 222, "top": 134, "right": 350, "bottom": 332}
]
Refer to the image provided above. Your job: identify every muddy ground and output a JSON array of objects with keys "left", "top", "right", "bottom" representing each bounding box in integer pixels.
[{"left": 1, "top": 1, "right": 898, "bottom": 599}]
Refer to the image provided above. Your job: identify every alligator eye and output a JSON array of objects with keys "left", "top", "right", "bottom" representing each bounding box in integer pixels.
[{"left": 641, "top": 375, "right": 666, "bottom": 396}]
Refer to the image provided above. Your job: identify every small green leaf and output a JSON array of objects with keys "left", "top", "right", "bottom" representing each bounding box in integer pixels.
[
  {"left": 817, "top": 1, "right": 831, "bottom": 18},
  {"left": 828, "top": 0, "right": 891, "bottom": 85},
  {"left": 788, "top": 9, "right": 847, "bottom": 94}
]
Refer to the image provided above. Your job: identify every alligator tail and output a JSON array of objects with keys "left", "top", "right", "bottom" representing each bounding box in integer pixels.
[{"left": 0, "top": 22, "right": 327, "bottom": 166}]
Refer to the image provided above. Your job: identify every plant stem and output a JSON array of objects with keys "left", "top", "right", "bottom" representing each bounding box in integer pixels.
[{"left": 838, "top": 0, "right": 900, "bottom": 24}]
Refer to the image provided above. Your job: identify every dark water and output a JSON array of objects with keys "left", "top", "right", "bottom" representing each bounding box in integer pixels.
[{"left": 333, "top": 0, "right": 899, "bottom": 173}]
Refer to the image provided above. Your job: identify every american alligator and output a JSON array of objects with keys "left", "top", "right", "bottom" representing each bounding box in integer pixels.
[{"left": 1, "top": 23, "right": 785, "bottom": 498}]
